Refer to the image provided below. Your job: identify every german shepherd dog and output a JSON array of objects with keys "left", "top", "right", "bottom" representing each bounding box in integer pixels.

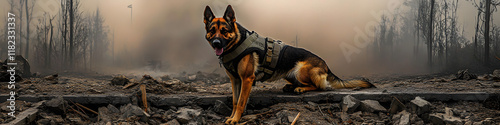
[{"left": 203, "top": 5, "right": 374, "bottom": 124}]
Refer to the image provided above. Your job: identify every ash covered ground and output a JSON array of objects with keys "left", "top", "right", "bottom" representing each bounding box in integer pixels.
[{"left": 0, "top": 68, "right": 499, "bottom": 124}]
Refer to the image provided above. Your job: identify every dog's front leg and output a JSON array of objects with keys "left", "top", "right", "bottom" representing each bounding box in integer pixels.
[
  {"left": 225, "top": 54, "right": 256, "bottom": 124},
  {"left": 225, "top": 70, "right": 241, "bottom": 119}
]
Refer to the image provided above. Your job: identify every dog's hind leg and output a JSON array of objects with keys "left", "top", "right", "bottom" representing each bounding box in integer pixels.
[{"left": 293, "top": 64, "right": 328, "bottom": 94}]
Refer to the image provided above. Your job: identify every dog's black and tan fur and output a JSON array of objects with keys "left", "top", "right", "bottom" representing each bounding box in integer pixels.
[{"left": 203, "top": 5, "right": 374, "bottom": 124}]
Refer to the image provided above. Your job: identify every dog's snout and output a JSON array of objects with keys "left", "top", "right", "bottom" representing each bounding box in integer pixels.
[{"left": 212, "top": 39, "right": 221, "bottom": 47}]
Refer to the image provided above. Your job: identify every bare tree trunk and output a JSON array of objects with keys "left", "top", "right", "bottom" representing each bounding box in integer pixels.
[
  {"left": 18, "top": 0, "right": 24, "bottom": 56},
  {"left": 69, "top": 0, "right": 74, "bottom": 68},
  {"left": 428, "top": 0, "right": 435, "bottom": 68},
  {"left": 444, "top": 0, "right": 448, "bottom": 66},
  {"left": 48, "top": 16, "right": 54, "bottom": 69},
  {"left": 474, "top": 4, "right": 480, "bottom": 58},
  {"left": 25, "top": 0, "right": 30, "bottom": 59},
  {"left": 484, "top": 0, "right": 491, "bottom": 66}
]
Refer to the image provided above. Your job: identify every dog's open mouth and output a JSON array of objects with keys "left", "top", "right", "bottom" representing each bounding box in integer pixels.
[{"left": 215, "top": 48, "right": 224, "bottom": 56}]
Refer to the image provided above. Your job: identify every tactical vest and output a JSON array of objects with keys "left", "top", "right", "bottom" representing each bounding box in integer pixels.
[{"left": 220, "top": 31, "right": 287, "bottom": 81}]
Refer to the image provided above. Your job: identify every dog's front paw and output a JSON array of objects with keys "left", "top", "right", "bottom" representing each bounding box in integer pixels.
[
  {"left": 225, "top": 117, "right": 240, "bottom": 125},
  {"left": 294, "top": 88, "right": 305, "bottom": 94},
  {"left": 282, "top": 84, "right": 296, "bottom": 93}
]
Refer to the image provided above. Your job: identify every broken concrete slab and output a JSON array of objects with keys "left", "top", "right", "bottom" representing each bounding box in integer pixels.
[
  {"left": 360, "top": 100, "right": 387, "bottom": 113},
  {"left": 0, "top": 92, "right": 494, "bottom": 108},
  {"left": 341, "top": 95, "right": 360, "bottom": 113},
  {"left": 409, "top": 96, "right": 431, "bottom": 115}
]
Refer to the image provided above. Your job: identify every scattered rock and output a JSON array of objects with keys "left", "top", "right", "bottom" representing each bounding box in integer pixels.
[
  {"left": 359, "top": 100, "right": 387, "bottom": 113},
  {"left": 187, "top": 75, "right": 197, "bottom": 81},
  {"left": 275, "top": 110, "right": 293, "bottom": 123},
  {"left": 98, "top": 107, "right": 112, "bottom": 122},
  {"left": 3, "top": 55, "right": 31, "bottom": 77},
  {"left": 165, "top": 119, "right": 180, "bottom": 125},
  {"left": 429, "top": 113, "right": 446, "bottom": 125},
  {"left": 388, "top": 97, "right": 405, "bottom": 114},
  {"left": 211, "top": 100, "right": 231, "bottom": 116},
  {"left": 175, "top": 107, "right": 201, "bottom": 124},
  {"left": 409, "top": 96, "right": 431, "bottom": 115},
  {"left": 160, "top": 75, "right": 172, "bottom": 81},
  {"left": 391, "top": 110, "right": 410, "bottom": 125},
  {"left": 342, "top": 95, "right": 360, "bottom": 113},
  {"left": 455, "top": 69, "right": 477, "bottom": 80},
  {"left": 44, "top": 74, "right": 58, "bottom": 81},
  {"left": 107, "top": 104, "right": 120, "bottom": 114},
  {"left": 111, "top": 75, "right": 130, "bottom": 86},
  {"left": 483, "top": 94, "right": 500, "bottom": 110},
  {"left": 120, "top": 104, "right": 148, "bottom": 120},
  {"left": 45, "top": 96, "right": 66, "bottom": 112},
  {"left": 429, "top": 112, "right": 463, "bottom": 125},
  {"left": 492, "top": 69, "right": 500, "bottom": 80}
]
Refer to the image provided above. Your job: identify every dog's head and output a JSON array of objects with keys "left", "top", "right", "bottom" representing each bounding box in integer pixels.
[{"left": 203, "top": 5, "right": 240, "bottom": 56}]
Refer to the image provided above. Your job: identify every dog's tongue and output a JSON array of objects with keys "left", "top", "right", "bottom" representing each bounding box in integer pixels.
[{"left": 215, "top": 48, "right": 224, "bottom": 56}]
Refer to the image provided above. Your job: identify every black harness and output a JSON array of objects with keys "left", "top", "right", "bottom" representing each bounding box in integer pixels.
[{"left": 219, "top": 31, "right": 287, "bottom": 82}]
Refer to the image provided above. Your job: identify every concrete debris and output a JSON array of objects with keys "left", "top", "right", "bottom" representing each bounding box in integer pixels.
[
  {"left": 187, "top": 75, "right": 197, "bottom": 81},
  {"left": 492, "top": 69, "right": 500, "bottom": 81},
  {"left": 175, "top": 107, "right": 201, "bottom": 124},
  {"left": 211, "top": 100, "right": 231, "bottom": 116},
  {"left": 342, "top": 95, "right": 360, "bottom": 113},
  {"left": 165, "top": 119, "right": 180, "bottom": 125},
  {"left": 119, "top": 104, "right": 149, "bottom": 120},
  {"left": 388, "top": 97, "right": 405, "bottom": 114},
  {"left": 275, "top": 110, "right": 294, "bottom": 123},
  {"left": 359, "top": 100, "right": 387, "bottom": 113},
  {"left": 455, "top": 69, "right": 477, "bottom": 80},
  {"left": 391, "top": 110, "right": 410, "bottom": 125},
  {"left": 160, "top": 75, "right": 172, "bottom": 81},
  {"left": 111, "top": 75, "right": 130, "bottom": 86},
  {"left": 410, "top": 96, "right": 431, "bottom": 115},
  {"left": 3, "top": 55, "right": 31, "bottom": 77},
  {"left": 44, "top": 74, "right": 58, "bottom": 81},
  {"left": 45, "top": 96, "right": 66, "bottom": 112}
]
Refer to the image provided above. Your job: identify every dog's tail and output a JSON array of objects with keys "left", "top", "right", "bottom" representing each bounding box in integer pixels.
[{"left": 326, "top": 71, "right": 375, "bottom": 89}]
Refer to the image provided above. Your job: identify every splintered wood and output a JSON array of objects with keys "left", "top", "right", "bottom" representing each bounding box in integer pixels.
[{"left": 140, "top": 84, "right": 148, "bottom": 112}]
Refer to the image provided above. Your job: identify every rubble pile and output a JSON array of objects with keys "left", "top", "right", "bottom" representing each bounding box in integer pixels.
[
  {"left": 171, "top": 71, "right": 230, "bottom": 85},
  {"left": 115, "top": 74, "right": 197, "bottom": 94}
]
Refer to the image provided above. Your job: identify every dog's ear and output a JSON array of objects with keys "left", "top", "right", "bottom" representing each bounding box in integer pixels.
[
  {"left": 204, "top": 6, "right": 215, "bottom": 24},
  {"left": 223, "top": 5, "right": 236, "bottom": 23}
]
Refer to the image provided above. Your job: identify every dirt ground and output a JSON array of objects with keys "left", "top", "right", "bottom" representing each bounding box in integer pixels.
[{"left": 0, "top": 69, "right": 499, "bottom": 124}]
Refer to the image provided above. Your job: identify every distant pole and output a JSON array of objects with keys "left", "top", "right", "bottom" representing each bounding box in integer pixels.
[
  {"left": 112, "top": 29, "right": 115, "bottom": 64},
  {"left": 128, "top": 4, "right": 132, "bottom": 25},
  {"left": 295, "top": 33, "right": 298, "bottom": 47}
]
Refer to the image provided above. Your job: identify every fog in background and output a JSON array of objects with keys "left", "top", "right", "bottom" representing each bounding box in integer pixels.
[{"left": 0, "top": 0, "right": 499, "bottom": 77}]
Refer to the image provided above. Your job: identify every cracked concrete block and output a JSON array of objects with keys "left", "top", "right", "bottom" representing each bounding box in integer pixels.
[{"left": 342, "top": 95, "right": 360, "bottom": 113}]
